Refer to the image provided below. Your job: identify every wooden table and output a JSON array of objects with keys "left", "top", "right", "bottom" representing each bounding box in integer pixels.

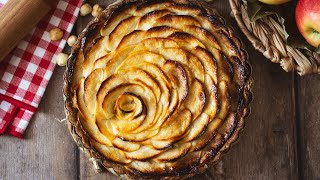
[{"left": 1, "top": 0, "right": 319, "bottom": 179}]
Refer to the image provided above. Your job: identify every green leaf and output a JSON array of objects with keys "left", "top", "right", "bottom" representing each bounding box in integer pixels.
[
  {"left": 247, "top": 1, "right": 262, "bottom": 21},
  {"left": 247, "top": 0, "right": 275, "bottom": 21},
  {"left": 247, "top": 0, "right": 295, "bottom": 22}
]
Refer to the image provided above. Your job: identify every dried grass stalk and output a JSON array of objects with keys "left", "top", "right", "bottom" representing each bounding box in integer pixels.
[{"left": 229, "top": 0, "right": 320, "bottom": 75}]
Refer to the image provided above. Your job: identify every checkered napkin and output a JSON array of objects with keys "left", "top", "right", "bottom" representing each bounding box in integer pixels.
[{"left": 0, "top": 0, "right": 83, "bottom": 138}]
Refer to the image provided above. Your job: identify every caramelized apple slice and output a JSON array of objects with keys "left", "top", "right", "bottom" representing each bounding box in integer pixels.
[
  {"left": 125, "top": 146, "right": 161, "bottom": 160},
  {"left": 183, "top": 80, "right": 206, "bottom": 119},
  {"left": 108, "top": 16, "right": 141, "bottom": 51},
  {"left": 166, "top": 4, "right": 202, "bottom": 16},
  {"left": 83, "top": 68, "right": 104, "bottom": 114},
  {"left": 71, "top": 52, "right": 84, "bottom": 90},
  {"left": 79, "top": 114, "right": 112, "bottom": 146},
  {"left": 76, "top": 78, "right": 94, "bottom": 121},
  {"left": 182, "top": 113, "right": 210, "bottom": 142},
  {"left": 92, "top": 141, "right": 131, "bottom": 164},
  {"left": 153, "top": 109, "right": 192, "bottom": 141},
  {"left": 155, "top": 14, "right": 201, "bottom": 28},
  {"left": 138, "top": 10, "right": 172, "bottom": 30},
  {"left": 112, "top": 138, "right": 141, "bottom": 152},
  {"left": 117, "top": 26, "right": 177, "bottom": 50},
  {"left": 155, "top": 143, "right": 191, "bottom": 162},
  {"left": 130, "top": 160, "right": 166, "bottom": 175},
  {"left": 163, "top": 60, "right": 188, "bottom": 106},
  {"left": 203, "top": 74, "right": 218, "bottom": 119},
  {"left": 216, "top": 81, "right": 231, "bottom": 120},
  {"left": 190, "top": 117, "right": 223, "bottom": 152}
]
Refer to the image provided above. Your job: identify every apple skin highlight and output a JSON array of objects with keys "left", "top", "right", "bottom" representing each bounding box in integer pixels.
[{"left": 296, "top": 0, "right": 320, "bottom": 47}]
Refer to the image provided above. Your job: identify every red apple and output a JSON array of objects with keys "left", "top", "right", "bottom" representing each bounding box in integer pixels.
[
  {"left": 258, "top": 0, "right": 290, "bottom": 5},
  {"left": 296, "top": 0, "right": 320, "bottom": 47}
]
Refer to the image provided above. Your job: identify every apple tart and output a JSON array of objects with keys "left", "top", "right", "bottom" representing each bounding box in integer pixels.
[{"left": 64, "top": 0, "right": 253, "bottom": 179}]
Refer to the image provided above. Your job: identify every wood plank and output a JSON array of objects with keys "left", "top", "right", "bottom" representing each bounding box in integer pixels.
[
  {"left": 80, "top": 157, "right": 119, "bottom": 180},
  {"left": 0, "top": 67, "right": 78, "bottom": 180},
  {"left": 216, "top": 46, "right": 299, "bottom": 180},
  {"left": 298, "top": 75, "right": 320, "bottom": 179}
]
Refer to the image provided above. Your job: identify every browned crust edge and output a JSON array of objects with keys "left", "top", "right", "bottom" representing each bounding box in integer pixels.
[{"left": 63, "top": 0, "right": 253, "bottom": 179}]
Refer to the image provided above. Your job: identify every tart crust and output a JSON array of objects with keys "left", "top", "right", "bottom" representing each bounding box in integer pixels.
[{"left": 64, "top": 0, "right": 253, "bottom": 179}]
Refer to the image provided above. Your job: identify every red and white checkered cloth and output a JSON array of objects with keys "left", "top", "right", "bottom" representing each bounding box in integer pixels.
[{"left": 0, "top": 0, "right": 83, "bottom": 138}]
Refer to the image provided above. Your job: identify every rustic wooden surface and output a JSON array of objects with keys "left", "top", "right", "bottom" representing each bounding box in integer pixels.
[{"left": 0, "top": 0, "right": 319, "bottom": 180}]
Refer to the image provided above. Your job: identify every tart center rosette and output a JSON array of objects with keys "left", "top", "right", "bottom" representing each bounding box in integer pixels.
[{"left": 65, "top": 0, "right": 252, "bottom": 178}]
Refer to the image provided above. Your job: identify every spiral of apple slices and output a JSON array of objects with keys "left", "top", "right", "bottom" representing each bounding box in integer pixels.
[{"left": 66, "top": 0, "right": 252, "bottom": 179}]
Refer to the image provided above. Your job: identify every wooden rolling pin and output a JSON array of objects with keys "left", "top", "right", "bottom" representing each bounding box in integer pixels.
[{"left": 0, "top": 0, "right": 57, "bottom": 61}]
